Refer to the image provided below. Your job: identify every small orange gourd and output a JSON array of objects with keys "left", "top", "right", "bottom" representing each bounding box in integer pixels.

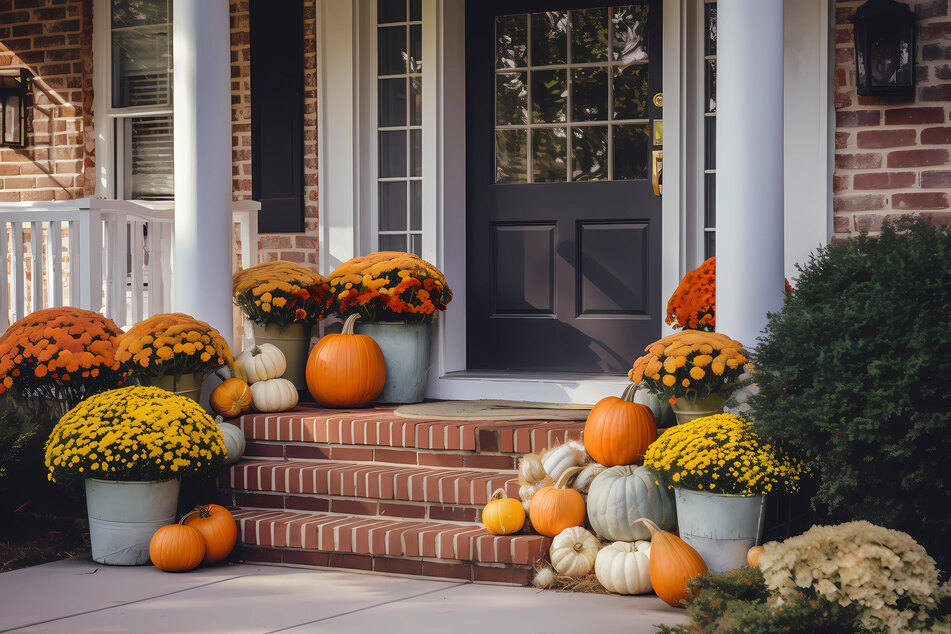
[
  {"left": 182, "top": 504, "right": 238, "bottom": 564},
  {"left": 635, "top": 518, "right": 708, "bottom": 607},
  {"left": 584, "top": 384, "right": 657, "bottom": 467},
  {"left": 149, "top": 521, "right": 206, "bottom": 572},
  {"left": 306, "top": 314, "right": 386, "bottom": 408},
  {"left": 528, "top": 466, "right": 586, "bottom": 538},
  {"left": 482, "top": 488, "right": 526, "bottom": 535},
  {"left": 210, "top": 378, "right": 253, "bottom": 418},
  {"left": 747, "top": 544, "right": 765, "bottom": 567}
]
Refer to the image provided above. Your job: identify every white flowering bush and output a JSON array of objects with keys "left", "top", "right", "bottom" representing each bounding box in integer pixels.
[{"left": 759, "top": 521, "right": 949, "bottom": 633}]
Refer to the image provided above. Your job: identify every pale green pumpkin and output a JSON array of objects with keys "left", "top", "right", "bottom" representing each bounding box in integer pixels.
[{"left": 586, "top": 465, "right": 676, "bottom": 542}]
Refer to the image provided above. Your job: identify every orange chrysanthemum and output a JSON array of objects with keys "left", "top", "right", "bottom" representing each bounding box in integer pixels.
[
  {"left": 115, "top": 313, "right": 232, "bottom": 379},
  {"left": 232, "top": 261, "right": 329, "bottom": 328}
]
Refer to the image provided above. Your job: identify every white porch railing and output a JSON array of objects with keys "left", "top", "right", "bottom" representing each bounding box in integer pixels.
[{"left": 0, "top": 198, "right": 260, "bottom": 332}]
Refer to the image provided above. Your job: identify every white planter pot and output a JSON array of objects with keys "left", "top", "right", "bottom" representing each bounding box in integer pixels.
[
  {"left": 674, "top": 488, "right": 766, "bottom": 573},
  {"left": 355, "top": 321, "right": 433, "bottom": 404},
  {"left": 85, "top": 478, "right": 181, "bottom": 566}
]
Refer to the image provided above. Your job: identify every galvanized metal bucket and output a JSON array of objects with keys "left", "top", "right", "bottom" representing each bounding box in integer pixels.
[
  {"left": 355, "top": 321, "right": 433, "bottom": 404},
  {"left": 85, "top": 478, "right": 181, "bottom": 566},
  {"left": 674, "top": 488, "right": 766, "bottom": 572}
]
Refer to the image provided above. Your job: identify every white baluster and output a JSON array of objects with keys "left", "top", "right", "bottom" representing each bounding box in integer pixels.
[
  {"left": 67, "top": 219, "right": 81, "bottom": 308},
  {"left": 77, "top": 209, "right": 103, "bottom": 313},
  {"left": 30, "top": 221, "right": 43, "bottom": 311},
  {"left": 11, "top": 223, "right": 24, "bottom": 321},
  {"left": 0, "top": 222, "right": 8, "bottom": 331},
  {"left": 130, "top": 220, "right": 144, "bottom": 324},
  {"left": 46, "top": 221, "right": 63, "bottom": 308}
]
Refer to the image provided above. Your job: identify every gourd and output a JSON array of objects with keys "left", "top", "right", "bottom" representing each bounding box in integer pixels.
[
  {"left": 482, "top": 488, "right": 526, "bottom": 535},
  {"left": 550, "top": 526, "right": 600, "bottom": 577},
  {"left": 626, "top": 381, "right": 664, "bottom": 425},
  {"left": 595, "top": 540, "right": 652, "bottom": 595},
  {"left": 747, "top": 544, "right": 766, "bottom": 567},
  {"left": 305, "top": 314, "right": 386, "bottom": 408},
  {"left": 182, "top": 504, "right": 238, "bottom": 564},
  {"left": 635, "top": 518, "right": 708, "bottom": 607},
  {"left": 210, "top": 378, "right": 253, "bottom": 418},
  {"left": 572, "top": 462, "right": 606, "bottom": 494},
  {"left": 236, "top": 343, "right": 286, "bottom": 384},
  {"left": 149, "top": 521, "right": 206, "bottom": 572},
  {"left": 216, "top": 418, "right": 246, "bottom": 465},
  {"left": 540, "top": 441, "right": 587, "bottom": 482},
  {"left": 250, "top": 377, "right": 299, "bottom": 412},
  {"left": 529, "top": 466, "right": 586, "bottom": 538},
  {"left": 518, "top": 453, "right": 549, "bottom": 486},
  {"left": 584, "top": 388, "right": 657, "bottom": 467},
  {"left": 587, "top": 465, "right": 676, "bottom": 542}
]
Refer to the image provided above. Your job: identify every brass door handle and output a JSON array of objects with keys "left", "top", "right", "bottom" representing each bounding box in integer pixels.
[{"left": 652, "top": 150, "right": 663, "bottom": 196}]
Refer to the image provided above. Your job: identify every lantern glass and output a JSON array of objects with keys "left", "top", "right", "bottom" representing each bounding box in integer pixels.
[
  {"left": 3, "top": 94, "right": 21, "bottom": 145},
  {"left": 869, "top": 32, "right": 913, "bottom": 88}
]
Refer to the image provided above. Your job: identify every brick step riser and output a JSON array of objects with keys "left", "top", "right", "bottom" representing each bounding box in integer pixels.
[
  {"left": 238, "top": 545, "right": 534, "bottom": 585},
  {"left": 243, "top": 441, "right": 522, "bottom": 470}
]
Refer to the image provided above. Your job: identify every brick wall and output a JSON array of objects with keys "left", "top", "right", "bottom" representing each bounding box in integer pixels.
[
  {"left": 834, "top": 0, "right": 951, "bottom": 237},
  {"left": 0, "top": 0, "right": 93, "bottom": 202}
]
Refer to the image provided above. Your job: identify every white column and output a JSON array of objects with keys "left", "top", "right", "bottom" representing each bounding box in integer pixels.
[
  {"left": 172, "top": 0, "right": 233, "bottom": 346},
  {"left": 715, "top": 0, "right": 785, "bottom": 349}
]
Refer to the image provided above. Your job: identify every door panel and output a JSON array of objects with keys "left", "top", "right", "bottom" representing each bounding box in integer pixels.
[{"left": 467, "top": 0, "right": 662, "bottom": 374}]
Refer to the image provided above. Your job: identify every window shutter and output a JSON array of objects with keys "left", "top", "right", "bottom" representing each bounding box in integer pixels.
[{"left": 250, "top": 0, "right": 305, "bottom": 233}]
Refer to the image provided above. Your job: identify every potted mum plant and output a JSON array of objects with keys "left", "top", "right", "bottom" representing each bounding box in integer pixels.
[
  {"left": 44, "top": 385, "right": 226, "bottom": 565},
  {"left": 629, "top": 330, "right": 751, "bottom": 425},
  {"left": 325, "top": 251, "right": 453, "bottom": 403},
  {"left": 115, "top": 313, "right": 233, "bottom": 401},
  {"left": 644, "top": 413, "right": 805, "bottom": 572},
  {"left": 232, "top": 261, "right": 329, "bottom": 390}
]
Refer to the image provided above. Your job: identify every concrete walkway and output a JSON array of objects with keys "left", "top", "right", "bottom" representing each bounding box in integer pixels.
[{"left": 0, "top": 556, "right": 690, "bottom": 633}]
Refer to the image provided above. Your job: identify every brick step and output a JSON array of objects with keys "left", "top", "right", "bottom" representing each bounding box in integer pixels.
[
  {"left": 229, "top": 459, "right": 519, "bottom": 522},
  {"left": 236, "top": 406, "right": 585, "bottom": 457},
  {"left": 233, "top": 509, "right": 549, "bottom": 585}
]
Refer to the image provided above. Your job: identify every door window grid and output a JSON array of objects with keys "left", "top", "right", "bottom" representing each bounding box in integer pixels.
[
  {"left": 377, "top": 0, "right": 423, "bottom": 255},
  {"left": 703, "top": 0, "right": 716, "bottom": 258},
  {"left": 494, "top": 6, "right": 651, "bottom": 184}
]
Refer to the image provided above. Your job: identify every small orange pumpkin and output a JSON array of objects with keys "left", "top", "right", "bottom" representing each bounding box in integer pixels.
[
  {"left": 584, "top": 384, "right": 657, "bottom": 467},
  {"left": 149, "top": 521, "right": 206, "bottom": 572},
  {"left": 529, "top": 466, "right": 586, "bottom": 538},
  {"left": 210, "top": 378, "right": 253, "bottom": 418},
  {"left": 182, "top": 504, "right": 238, "bottom": 564},
  {"left": 305, "top": 314, "right": 386, "bottom": 408},
  {"left": 635, "top": 518, "right": 708, "bottom": 607},
  {"left": 747, "top": 544, "right": 765, "bottom": 567},
  {"left": 482, "top": 488, "right": 526, "bottom": 535}
]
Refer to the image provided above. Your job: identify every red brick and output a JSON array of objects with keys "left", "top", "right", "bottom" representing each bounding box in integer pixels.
[
  {"left": 922, "top": 170, "right": 951, "bottom": 188},
  {"left": 285, "top": 445, "right": 328, "bottom": 460},
  {"left": 937, "top": 65, "right": 951, "bottom": 80},
  {"left": 884, "top": 107, "right": 945, "bottom": 125},
  {"left": 833, "top": 215, "right": 852, "bottom": 233},
  {"left": 330, "top": 499, "right": 379, "bottom": 516},
  {"left": 463, "top": 454, "right": 517, "bottom": 470},
  {"left": 887, "top": 149, "right": 950, "bottom": 168},
  {"left": 924, "top": 44, "right": 951, "bottom": 60},
  {"left": 919, "top": 84, "right": 951, "bottom": 102},
  {"left": 477, "top": 429, "right": 500, "bottom": 452},
  {"left": 378, "top": 501, "right": 426, "bottom": 519},
  {"left": 856, "top": 214, "right": 887, "bottom": 233},
  {"left": 835, "top": 47, "right": 854, "bottom": 64},
  {"left": 283, "top": 495, "right": 330, "bottom": 512},
  {"left": 856, "top": 129, "right": 915, "bottom": 149},
  {"left": 835, "top": 153, "right": 882, "bottom": 170},
  {"left": 921, "top": 212, "right": 951, "bottom": 227},
  {"left": 417, "top": 452, "right": 465, "bottom": 468},
  {"left": 921, "top": 127, "right": 951, "bottom": 145},
  {"left": 329, "top": 446, "right": 374, "bottom": 461},
  {"left": 893, "top": 192, "right": 949, "bottom": 210},
  {"left": 922, "top": 21, "right": 951, "bottom": 41},
  {"left": 472, "top": 565, "right": 533, "bottom": 586},
  {"left": 421, "top": 561, "right": 471, "bottom": 580},
  {"left": 917, "top": 0, "right": 949, "bottom": 20},
  {"left": 282, "top": 550, "right": 330, "bottom": 567},
  {"left": 833, "top": 174, "right": 850, "bottom": 193},
  {"left": 233, "top": 492, "right": 284, "bottom": 509},
  {"left": 836, "top": 110, "right": 880, "bottom": 127},
  {"left": 428, "top": 505, "right": 480, "bottom": 522},
  {"left": 328, "top": 553, "right": 373, "bottom": 571},
  {"left": 853, "top": 172, "right": 916, "bottom": 190},
  {"left": 375, "top": 448, "right": 418, "bottom": 464},
  {"left": 237, "top": 546, "right": 283, "bottom": 564},
  {"left": 833, "top": 195, "right": 887, "bottom": 212},
  {"left": 835, "top": 131, "right": 850, "bottom": 149},
  {"left": 373, "top": 556, "right": 423, "bottom": 576}
]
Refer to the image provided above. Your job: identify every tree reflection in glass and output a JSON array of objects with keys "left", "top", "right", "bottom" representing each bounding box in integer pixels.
[
  {"left": 496, "top": 14, "right": 527, "bottom": 69},
  {"left": 571, "top": 8, "right": 608, "bottom": 63},
  {"left": 532, "top": 11, "right": 568, "bottom": 66},
  {"left": 572, "top": 126, "right": 608, "bottom": 181},
  {"left": 612, "top": 5, "right": 648, "bottom": 65},
  {"left": 533, "top": 128, "right": 568, "bottom": 182},
  {"left": 496, "top": 129, "right": 527, "bottom": 183}
]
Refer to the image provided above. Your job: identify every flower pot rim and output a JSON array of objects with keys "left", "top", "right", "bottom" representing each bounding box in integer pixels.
[
  {"left": 355, "top": 320, "right": 434, "bottom": 325},
  {"left": 675, "top": 487, "right": 766, "bottom": 499},
  {"left": 85, "top": 477, "right": 181, "bottom": 485}
]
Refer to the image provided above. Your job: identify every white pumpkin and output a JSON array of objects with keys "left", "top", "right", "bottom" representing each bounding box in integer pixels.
[
  {"left": 541, "top": 442, "right": 587, "bottom": 482},
  {"left": 518, "top": 453, "right": 549, "bottom": 486},
  {"left": 572, "top": 462, "right": 606, "bottom": 494},
  {"left": 587, "top": 465, "right": 676, "bottom": 542},
  {"left": 236, "top": 344, "right": 286, "bottom": 384},
  {"left": 217, "top": 420, "right": 246, "bottom": 465},
  {"left": 595, "top": 540, "right": 652, "bottom": 595},
  {"left": 623, "top": 381, "right": 674, "bottom": 428},
  {"left": 250, "top": 377, "right": 298, "bottom": 412},
  {"left": 549, "top": 526, "right": 600, "bottom": 577}
]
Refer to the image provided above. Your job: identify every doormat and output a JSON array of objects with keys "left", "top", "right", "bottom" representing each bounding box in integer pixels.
[{"left": 392, "top": 399, "right": 592, "bottom": 421}]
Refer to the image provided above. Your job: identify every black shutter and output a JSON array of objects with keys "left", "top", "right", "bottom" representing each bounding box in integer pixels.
[{"left": 250, "top": 0, "right": 305, "bottom": 233}]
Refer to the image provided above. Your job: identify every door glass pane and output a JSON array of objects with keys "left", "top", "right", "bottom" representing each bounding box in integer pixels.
[
  {"left": 111, "top": 0, "right": 172, "bottom": 108},
  {"left": 378, "top": 25, "right": 407, "bottom": 75},
  {"left": 705, "top": 3, "right": 717, "bottom": 57},
  {"left": 533, "top": 127, "right": 568, "bottom": 182},
  {"left": 410, "top": 0, "right": 421, "bottom": 21},
  {"left": 706, "top": 59, "right": 717, "bottom": 113},
  {"left": 112, "top": 0, "right": 167, "bottom": 27},
  {"left": 496, "top": 72, "right": 527, "bottom": 125},
  {"left": 532, "top": 69, "right": 567, "bottom": 124},
  {"left": 570, "top": 8, "right": 608, "bottom": 63},
  {"left": 572, "top": 66, "right": 608, "bottom": 121},
  {"left": 410, "top": 24, "right": 423, "bottom": 72},
  {"left": 379, "top": 130, "right": 407, "bottom": 177},
  {"left": 531, "top": 11, "right": 567, "bottom": 66},
  {"left": 411, "top": 181, "right": 422, "bottom": 230},
  {"left": 613, "top": 65, "right": 648, "bottom": 120},
  {"left": 121, "top": 115, "right": 174, "bottom": 200},
  {"left": 410, "top": 234, "right": 421, "bottom": 256},
  {"left": 571, "top": 126, "right": 607, "bottom": 181},
  {"left": 380, "top": 234, "right": 408, "bottom": 252},
  {"left": 496, "top": 129, "right": 527, "bottom": 183},
  {"left": 378, "top": 78, "right": 407, "bottom": 127},
  {"left": 410, "top": 129, "right": 422, "bottom": 177},
  {"left": 613, "top": 124, "right": 649, "bottom": 180},
  {"left": 380, "top": 181, "right": 408, "bottom": 231},
  {"left": 496, "top": 14, "right": 527, "bottom": 69},
  {"left": 612, "top": 5, "right": 648, "bottom": 63},
  {"left": 409, "top": 76, "right": 422, "bottom": 125},
  {"left": 378, "top": 0, "right": 405, "bottom": 25}
]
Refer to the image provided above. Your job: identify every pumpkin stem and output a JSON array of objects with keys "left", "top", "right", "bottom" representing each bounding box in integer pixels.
[
  {"left": 179, "top": 509, "right": 200, "bottom": 525},
  {"left": 554, "top": 466, "right": 584, "bottom": 489},
  {"left": 341, "top": 313, "right": 360, "bottom": 335},
  {"left": 621, "top": 382, "right": 641, "bottom": 403},
  {"left": 250, "top": 345, "right": 262, "bottom": 357},
  {"left": 633, "top": 517, "right": 660, "bottom": 536},
  {"left": 489, "top": 487, "right": 508, "bottom": 502}
]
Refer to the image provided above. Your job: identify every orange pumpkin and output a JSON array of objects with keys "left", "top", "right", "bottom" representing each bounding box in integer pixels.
[
  {"left": 635, "top": 518, "right": 708, "bottom": 607},
  {"left": 584, "top": 385, "right": 657, "bottom": 467},
  {"left": 305, "top": 314, "right": 386, "bottom": 408},
  {"left": 747, "top": 544, "right": 765, "bottom": 567},
  {"left": 482, "top": 488, "right": 526, "bottom": 535},
  {"left": 182, "top": 504, "right": 238, "bottom": 564},
  {"left": 210, "top": 378, "right": 253, "bottom": 419},
  {"left": 529, "top": 466, "right": 586, "bottom": 538},
  {"left": 149, "top": 522, "right": 206, "bottom": 572}
]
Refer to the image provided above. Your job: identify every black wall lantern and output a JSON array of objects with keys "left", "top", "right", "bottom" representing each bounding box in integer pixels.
[
  {"left": 0, "top": 69, "right": 31, "bottom": 147},
  {"left": 850, "top": 0, "right": 917, "bottom": 99}
]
